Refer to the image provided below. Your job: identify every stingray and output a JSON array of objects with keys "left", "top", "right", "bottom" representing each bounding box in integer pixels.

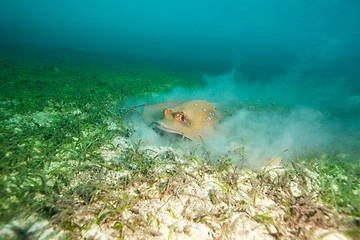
[{"left": 142, "top": 100, "right": 220, "bottom": 140}]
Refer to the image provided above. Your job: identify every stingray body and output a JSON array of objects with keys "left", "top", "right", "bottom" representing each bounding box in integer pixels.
[{"left": 142, "top": 100, "right": 220, "bottom": 140}]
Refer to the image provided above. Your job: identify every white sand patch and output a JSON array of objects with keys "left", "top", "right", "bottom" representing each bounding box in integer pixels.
[
  {"left": 82, "top": 224, "right": 117, "bottom": 240},
  {"left": 32, "top": 111, "right": 56, "bottom": 127}
]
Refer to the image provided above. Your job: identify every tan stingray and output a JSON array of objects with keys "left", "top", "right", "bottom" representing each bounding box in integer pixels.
[{"left": 142, "top": 100, "right": 220, "bottom": 140}]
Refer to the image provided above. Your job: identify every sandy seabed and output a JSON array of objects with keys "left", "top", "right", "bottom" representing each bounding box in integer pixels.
[{"left": 0, "top": 134, "right": 353, "bottom": 240}]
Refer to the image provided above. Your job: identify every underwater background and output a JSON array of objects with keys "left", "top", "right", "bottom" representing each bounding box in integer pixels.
[{"left": 1, "top": 0, "right": 360, "bottom": 239}]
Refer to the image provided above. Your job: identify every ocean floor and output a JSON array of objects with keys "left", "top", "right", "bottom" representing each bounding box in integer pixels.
[{"left": 0, "top": 48, "right": 359, "bottom": 239}]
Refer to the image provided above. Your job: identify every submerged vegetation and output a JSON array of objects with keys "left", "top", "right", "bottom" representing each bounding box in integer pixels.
[{"left": 0, "top": 49, "right": 359, "bottom": 239}]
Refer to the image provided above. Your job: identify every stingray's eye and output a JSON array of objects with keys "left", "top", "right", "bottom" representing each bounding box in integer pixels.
[{"left": 175, "top": 112, "right": 186, "bottom": 122}]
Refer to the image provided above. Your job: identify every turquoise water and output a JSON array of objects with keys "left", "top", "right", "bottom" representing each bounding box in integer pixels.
[
  {"left": 1, "top": 0, "right": 360, "bottom": 72},
  {"left": 0, "top": 1, "right": 360, "bottom": 238}
]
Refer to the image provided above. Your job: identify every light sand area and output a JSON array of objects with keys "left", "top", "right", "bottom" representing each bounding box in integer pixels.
[{"left": 0, "top": 135, "right": 353, "bottom": 240}]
